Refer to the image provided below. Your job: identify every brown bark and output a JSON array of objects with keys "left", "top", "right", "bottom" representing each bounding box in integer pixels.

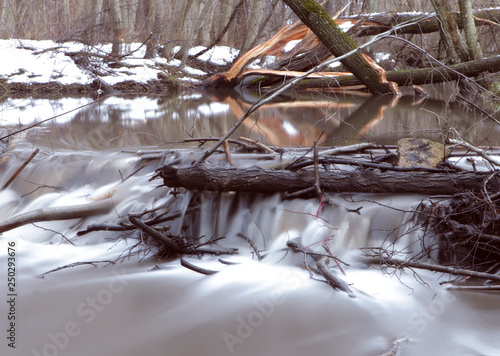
[
  {"left": 363, "top": 256, "right": 500, "bottom": 282},
  {"left": 157, "top": 164, "right": 497, "bottom": 195},
  {"left": 349, "top": 9, "right": 500, "bottom": 36},
  {"left": 242, "top": 55, "right": 500, "bottom": 89},
  {"left": 282, "top": 0, "right": 398, "bottom": 95},
  {"left": 0, "top": 199, "right": 114, "bottom": 234},
  {"left": 429, "top": 0, "right": 468, "bottom": 63},
  {"left": 107, "top": 0, "right": 123, "bottom": 57},
  {"left": 458, "top": 0, "right": 483, "bottom": 60}
]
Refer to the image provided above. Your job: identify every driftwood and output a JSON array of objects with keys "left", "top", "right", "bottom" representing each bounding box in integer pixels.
[
  {"left": 77, "top": 207, "right": 200, "bottom": 236},
  {"left": 287, "top": 238, "right": 355, "bottom": 297},
  {"left": 377, "top": 338, "right": 408, "bottom": 356},
  {"left": 157, "top": 163, "right": 498, "bottom": 195},
  {"left": 417, "top": 189, "right": 500, "bottom": 271},
  {"left": 180, "top": 258, "right": 218, "bottom": 275},
  {"left": 128, "top": 215, "right": 238, "bottom": 257},
  {"left": 364, "top": 255, "right": 500, "bottom": 283},
  {"left": 1, "top": 148, "right": 39, "bottom": 191},
  {"left": 203, "top": 6, "right": 499, "bottom": 89},
  {"left": 0, "top": 199, "right": 114, "bottom": 234},
  {"left": 237, "top": 54, "right": 500, "bottom": 89},
  {"left": 344, "top": 8, "right": 500, "bottom": 37}
]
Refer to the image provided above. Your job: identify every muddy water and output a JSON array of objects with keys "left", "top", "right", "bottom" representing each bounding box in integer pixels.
[{"left": 0, "top": 89, "right": 499, "bottom": 356}]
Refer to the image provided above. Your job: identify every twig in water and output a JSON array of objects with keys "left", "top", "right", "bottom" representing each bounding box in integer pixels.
[
  {"left": 287, "top": 238, "right": 354, "bottom": 297},
  {"left": 180, "top": 258, "right": 218, "bottom": 275},
  {"left": 31, "top": 223, "right": 75, "bottom": 245},
  {"left": 363, "top": 255, "right": 500, "bottom": 282},
  {"left": 238, "top": 137, "right": 276, "bottom": 153},
  {"left": 41, "top": 260, "right": 116, "bottom": 276},
  {"left": 128, "top": 215, "right": 184, "bottom": 253},
  {"left": 222, "top": 131, "right": 236, "bottom": 166},
  {"left": 77, "top": 207, "right": 199, "bottom": 236},
  {"left": 237, "top": 233, "right": 263, "bottom": 260},
  {"left": 0, "top": 199, "right": 114, "bottom": 233},
  {"left": 377, "top": 338, "right": 409, "bottom": 356},
  {"left": 447, "top": 134, "right": 500, "bottom": 168},
  {"left": 121, "top": 161, "right": 148, "bottom": 182},
  {"left": 2, "top": 148, "right": 39, "bottom": 191},
  {"left": 313, "top": 142, "right": 322, "bottom": 200},
  {"left": 312, "top": 142, "right": 376, "bottom": 157}
]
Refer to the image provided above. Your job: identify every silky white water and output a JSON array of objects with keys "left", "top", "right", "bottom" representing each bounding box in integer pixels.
[
  {"left": 0, "top": 142, "right": 499, "bottom": 356},
  {"left": 1, "top": 92, "right": 500, "bottom": 356}
]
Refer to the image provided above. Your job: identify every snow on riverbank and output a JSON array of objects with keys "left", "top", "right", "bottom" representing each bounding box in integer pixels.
[
  {"left": 0, "top": 39, "right": 238, "bottom": 87},
  {"left": 0, "top": 39, "right": 239, "bottom": 127}
]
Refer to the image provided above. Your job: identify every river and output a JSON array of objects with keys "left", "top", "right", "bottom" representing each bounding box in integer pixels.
[{"left": 0, "top": 88, "right": 499, "bottom": 356}]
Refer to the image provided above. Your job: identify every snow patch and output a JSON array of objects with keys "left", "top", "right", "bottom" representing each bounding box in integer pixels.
[
  {"left": 283, "top": 40, "right": 302, "bottom": 53},
  {"left": 338, "top": 21, "right": 353, "bottom": 32},
  {"left": 0, "top": 40, "right": 239, "bottom": 86}
]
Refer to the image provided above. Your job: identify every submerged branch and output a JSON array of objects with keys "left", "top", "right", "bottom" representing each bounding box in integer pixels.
[
  {"left": 1, "top": 148, "right": 39, "bottom": 191},
  {"left": 0, "top": 199, "right": 114, "bottom": 234},
  {"left": 129, "top": 215, "right": 185, "bottom": 253},
  {"left": 287, "top": 239, "right": 355, "bottom": 297},
  {"left": 364, "top": 255, "right": 500, "bottom": 282},
  {"left": 180, "top": 258, "right": 218, "bottom": 275}
]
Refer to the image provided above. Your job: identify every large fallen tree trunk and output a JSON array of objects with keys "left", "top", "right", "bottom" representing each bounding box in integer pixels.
[
  {"left": 203, "top": 7, "right": 499, "bottom": 90},
  {"left": 267, "top": 0, "right": 398, "bottom": 94},
  {"left": 244, "top": 55, "right": 500, "bottom": 88},
  {"left": 347, "top": 8, "right": 500, "bottom": 36},
  {"left": 157, "top": 164, "right": 498, "bottom": 195}
]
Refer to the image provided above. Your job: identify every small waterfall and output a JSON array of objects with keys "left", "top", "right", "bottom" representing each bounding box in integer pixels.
[{"left": 1, "top": 140, "right": 498, "bottom": 356}]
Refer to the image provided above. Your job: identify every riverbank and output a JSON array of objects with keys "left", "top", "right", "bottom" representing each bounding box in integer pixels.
[{"left": 0, "top": 39, "right": 238, "bottom": 97}]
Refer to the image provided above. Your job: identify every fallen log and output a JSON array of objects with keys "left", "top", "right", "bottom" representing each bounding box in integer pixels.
[
  {"left": 282, "top": 0, "right": 399, "bottom": 95},
  {"left": 241, "top": 55, "right": 500, "bottom": 88},
  {"left": 345, "top": 8, "right": 500, "bottom": 36},
  {"left": 203, "top": 7, "right": 500, "bottom": 89},
  {"left": 0, "top": 199, "right": 114, "bottom": 234},
  {"left": 157, "top": 163, "right": 498, "bottom": 195},
  {"left": 363, "top": 255, "right": 500, "bottom": 283}
]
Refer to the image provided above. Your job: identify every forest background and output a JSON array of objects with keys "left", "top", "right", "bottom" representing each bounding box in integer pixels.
[{"left": 1, "top": 0, "right": 499, "bottom": 75}]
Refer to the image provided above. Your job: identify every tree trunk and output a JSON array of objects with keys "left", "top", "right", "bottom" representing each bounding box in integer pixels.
[
  {"left": 0, "top": 0, "right": 8, "bottom": 37},
  {"left": 282, "top": 0, "right": 399, "bottom": 95},
  {"left": 347, "top": 9, "right": 500, "bottom": 36},
  {"left": 60, "top": 0, "right": 71, "bottom": 38},
  {"left": 429, "top": 0, "right": 468, "bottom": 63},
  {"left": 157, "top": 164, "right": 496, "bottom": 195},
  {"left": 88, "top": 0, "right": 104, "bottom": 43},
  {"left": 240, "top": 55, "right": 500, "bottom": 88},
  {"left": 107, "top": 0, "right": 123, "bottom": 57},
  {"left": 458, "top": 0, "right": 483, "bottom": 60}
]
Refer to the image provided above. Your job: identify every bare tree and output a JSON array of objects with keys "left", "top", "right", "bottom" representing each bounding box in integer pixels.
[
  {"left": 106, "top": 0, "right": 123, "bottom": 56},
  {"left": 429, "top": 0, "right": 469, "bottom": 63},
  {"left": 458, "top": 0, "right": 483, "bottom": 60}
]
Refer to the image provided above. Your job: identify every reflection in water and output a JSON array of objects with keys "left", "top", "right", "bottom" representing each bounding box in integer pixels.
[
  {"left": 0, "top": 87, "right": 499, "bottom": 356},
  {"left": 1, "top": 85, "right": 499, "bottom": 150}
]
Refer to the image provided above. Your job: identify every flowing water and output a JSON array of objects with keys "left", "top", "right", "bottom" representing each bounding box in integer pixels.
[{"left": 1, "top": 88, "right": 499, "bottom": 356}]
